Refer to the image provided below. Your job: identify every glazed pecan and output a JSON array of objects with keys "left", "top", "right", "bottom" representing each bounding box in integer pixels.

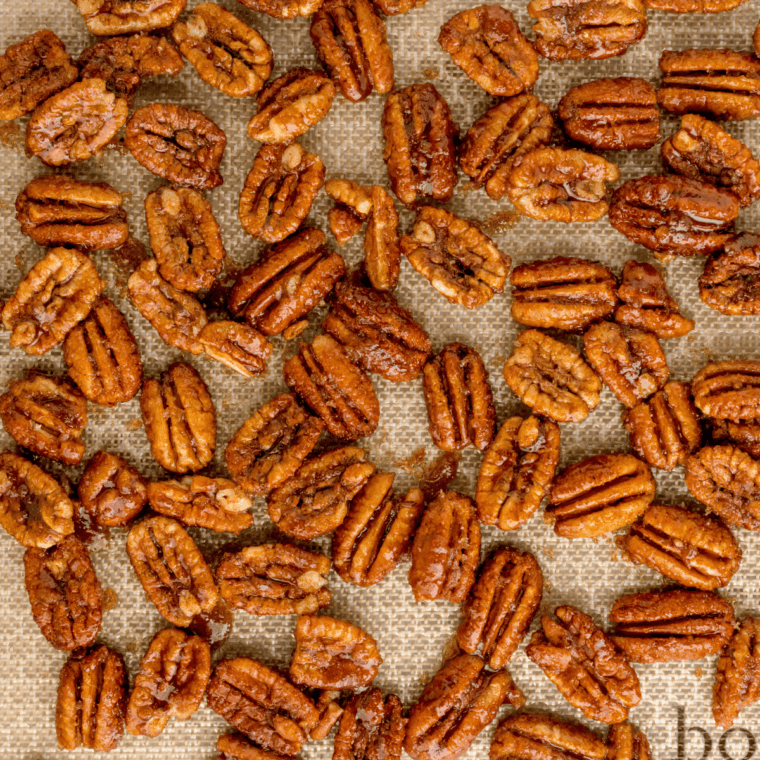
[
  {"left": 713, "top": 617, "right": 760, "bottom": 729},
  {"left": 506, "top": 147, "right": 620, "bottom": 222},
  {"left": 141, "top": 363, "right": 216, "bottom": 474},
  {"left": 692, "top": 360, "right": 760, "bottom": 420},
  {"left": 56, "top": 646, "right": 126, "bottom": 752},
  {"left": 510, "top": 257, "right": 617, "bottom": 332},
  {"left": 15, "top": 175, "right": 128, "bottom": 250},
  {"left": 372, "top": 0, "right": 427, "bottom": 13},
  {"left": 476, "top": 415, "right": 560, "bottom": 531},
  {"left": 548, "top": 453, "right": 655, "bottom": 538},
  {"left": 400, "top": 207, "right": 510, "bottom": 309},
  {"left": 126, "top": 628, "right": 211, "bottom": 737},
  {"left": 126, "top": 102, "right": 226, "bottom": 189},
  {"left": 503, "top": 330, "right": 602, "bottom": 424},
  {"left": 217, "top": 734, "right": 295, "bottom": 760},
  {"left": 700, "top": 234, "right": 760, "bottom": 314},
  {"left": 527, "top": 0, "right": 647, "bottom": 60},
  {"left": 0, "top": 373, "right": 87, "bottom": 465},
  {"left": 606, "top": 723, "right": 652, "bottom": 760},
  {"left": 409, "top": 491, "right": 481, "bottom": 604},
  {"left": 334, "top": 689, "right": 404, "bottom": 760},
  {"left": 216, "top": 543, "right": 331, "bottom": 615},
  {"left": 382, "top": 83, "right": 458, "bottom": 206},
  {"left": 2, "top": 247, "right": 103, "bottom": 355},
  {"left": 558, "top": 78, "right": 659, "bottom": 150},
  {"left": 127, "top": 515, "right": 219, "bottom": 627},
  {"left": 237, "top": 0, "right": 323, "bottom": 19},
  {"left": 200, "top": 321, "right": 273, "bottom": 377},
  {"left": 712, "top": 419, "right": 760, "bottom": 458},
  {"left": 457, "top": 548, "right": 543, "bottom": 670},
  {"left": 78, "top": 450, "right": 148, "bottom": 527},
  {"left": 364, "top": 186, "right": 400, "bottom": 291},
  {"left": 438, "top": 5, "right": 538, "bottom": 97},
  {"left": 63, "top": 297, "right": 143, "bottom": 406},
  {"left": 72, "top": 0, "right": 187, "bottom": 35},
  {"left": 267, "top": 446, "right": 375, "bottom": 539},
  {"left": 333, "top": 472, "right": 425, "bottom": 586},
  {"left": 311, "top": 691, "right": 344, "bottom": 741},
  {"left": 646, "top": 0, "right": 746, "bottom": 8},
  {"left": 248, "top": 68, "right": 335, "bottom": 143},
  {"left": 405, "top": 654, "right": 525, "bottom": 760},
  {"left": 326, "top": 177, "right": 373, "bottom": 242}
]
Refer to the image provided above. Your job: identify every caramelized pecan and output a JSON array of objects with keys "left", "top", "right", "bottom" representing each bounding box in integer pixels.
[
  {"left": 693, "top": 360, "right": 760, "bottom": 420},
  {"left": 73, "top": 0, "right": 187, "bottom": 35},
  {"left": 711, "top": 418, "right": 760, "bottom": 458},
  {"left": 334, "top": 689, "right": 405, "bottom": 760},
  {"left": 646, "top": 0, "right": 746, "bottom": 9},
  {"left": 311, "top": 691, "right": 344, "bottom": 741},
  {"left": 700, "top": 234, "right": 760, "bottom": 314},
  {"left": 713, "top": 617, "right": 760, "bottom": 729},
  {"left": 330, "top": 206, "right": 365, "bottom": 246},
  {"left": 326, "top": 177, "right": 373, "bottom": 235},
  {"left": 606, "top": 723, "right": 652, "bottom": 760},
  {"left": 364, "top": 185, "right": 400, "bottom": 291},
  {"left": 200, "top": 321, "right": 273, "bottom": 377},
  {"left": 372, "top": 0, "right": 427, "bottom": 13},
  {"left": 237, "top": 0, "right": 323, "bottom": 19},
  {"left": 217, "top": 734, "right": 293, "bottom": 760}
]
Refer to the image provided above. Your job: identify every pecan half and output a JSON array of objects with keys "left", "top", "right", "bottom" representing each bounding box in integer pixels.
[
  {"left": 711, "top": 418, "right": 760, "bottom": 458},
  {"left": 72, "top": 0, "right": 187, "bottom": 35},
  {"left": 713, "top": 617, "right": 760, "bottom": 729},
  {"left": 700, "top": 234, "right": 760, "bottom": 314},
  {"left": 606, "top": 723, "right": 652, "bottom": 760},
  {"left": 200, "top": 321, "right": 273, "bottom": 377},
  {"left": 237, "top": 0, "right": 323, "bottom": 19},
  {"left": 217, "top": 734, "right": 293, "bottom": 760},
  {"left": 364, "top": 186, "right": 400, "bottom": 291},
  {"left": 334, "top": 689, "right": 405, "bottom": 760},
  {"left": 126, "top": 628, "right": 211, "bottom": 737},
  {"left": 141, "top": 362, "right": 216, "bottom": 474},
  {"left": 372, "top": 0, "right": 427, "bottom": 13},
  {"left": 692, "top": 360, "right": 760, "bottom": 420}
]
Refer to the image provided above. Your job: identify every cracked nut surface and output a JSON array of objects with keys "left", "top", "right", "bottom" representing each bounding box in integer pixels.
[
  {"left": 237, "top": 0, "right": 323, "bottom": 19},
  {"left": 700, "top": 234, "right": 760, "bottom": 314},
  {"left": 713, "top": 617, "right": 760, "bottom": 729},
  {"left": 334, "top": 688, "right": 405, "bottom": 760},
  {"left": 711, "top": 418, "right": 760, "bottom": 459},
  {"left": 200, "top": 321, "right": 273, "bottom": 378},
  {"left": 73, "top": 0, "right": 187, "bottom": 35},
  {"left": 692, "top": 360, "right": 760, "bottom": 420},
  {"left": 363, "top": 185, "right": 401, "bottom": 291}
]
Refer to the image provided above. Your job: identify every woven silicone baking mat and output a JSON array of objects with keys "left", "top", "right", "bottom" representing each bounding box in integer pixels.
[{"left": 1, "top": 0, "right": 760, "bottom": 757}]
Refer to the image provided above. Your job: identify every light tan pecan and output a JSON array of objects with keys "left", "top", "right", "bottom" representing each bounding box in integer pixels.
[
  {"left": 199, "top": 321, "right": 273, "bottom": 378},
  {"left": 713, "top": 617, "right": 760, "bottom": 729},
  {"left": 334, "top": 689, "right": 405, "bottom": 760},
  {"left": 237, "top": 0, "right": 323, "bottom": 19},
  {"left": 692, "top": 360, "right": 760, "bottom": 420},
  {"left": 364, "top": 185, "right": 400, "bottom": 291},
  {"left": 72, "top": 0, "right": 187, "bottom": 35},
  {"left": 700, "top": 234, "right": 760, "bottom": 315},
  {"left": 711, "top": 418, "right": 760, "bottom": 458}
]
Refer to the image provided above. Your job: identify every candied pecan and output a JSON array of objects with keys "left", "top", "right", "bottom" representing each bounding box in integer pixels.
[
  {"left": 330, "top": 207, "right": 365, "bottom": 246},
  {"left": 128, "top": 258, "right": 208, "bottom": 354},
  {"left": 56, "top": 645, "right": 126, "bottom": 752},
  {"left": 217, "top": 734, "right": 295, "bottom": 760},
  {"left": 333, "top": 472, "right": 425, "bottom": 586},
  {"left": 15, "top": 175, "right": 128, "bottom": 250},
  {"left": 216, "top": 543, "right": 331, "bottom": 615},
  {"left": 127, "top": 515, "right": 219, "bottom": 627},
  {"left": 172, "top": 3, "right": 273, "bottom": 98},
  {"left": 248, "top": 68, "right": 335, "bottom": 143},
  {"left": 713, "top": 617, "right": 760, "bottom": 729},
  {"left": 503, "top": 330, "right": 602, "bottom": 424},
  {"left": 382, "top": 83, "right": 458, "bottom": 206},
  {"left": 63, "top": 297, "right": 143, "bottom": 406},
  {"left": 364, "top": 185, "right": 400, "bottom": 290},
  {"left": 200, "top": 321, "right": 272, "bottom": 377},
  {"left": 0, "top": 30, "right": 77, "bottom": 121},
  {"left": 510, "top": 256, "right": 618, "bottom": 332},
  {"left": 141, "top": 362, "right": 216, "bottom": 474},
  {"left": 334, "top": 689, "right": 404, "bottom": 760},
  {"left": 712, "top": 418, "right": 760, "bottom": 458},
  {"left": 78, "top": 450, "right": 148, "bottom": 527},
  {"left": 372, "top": 0, "right": 427, "bottom": 13},
  {"left": 409, "top": 491, "right": 480, "bottom": 604},
  {"left": 311, "top": 691, "right": 344, "bottom": 740},
  {"left": 2, "top": 247, "right": 103, "bottom": 355},
  {"left": 267, "top": 446, "right": 375, "bottom": 539},
  {"left": 548, "top": 453, "right": 655, "bottom": 538},
  {"left": 126, "top": 628, "right": 211, "bottom": 737},
  {"left": 558, "top": 78, "right": 659, "bottom": 150},
  {"left": 457, "top": 548, "right": 543, "bottom": 670},
  {"left": 26, "top": 78, "right": 128, "bottom": 166},
  {"left": 693, "top": 360, "right": 760, "bottom": 419},
  {"left": 700, "top": 234, "right": 760, "bottom": 314},
  {"left": 606, "top": 723, "right": 652, "bottom": 760},
  {"left": 311, "top": 0, "right": 394, "bottom": 103},
  {"left": 237, "top": 0, "right": 323, "bottom": 19},
  {"left": 405, "top": 654, "right": 525, "bottom": 760},
  {"left": 527, "top": 0, "right": 647, "bottom": 60},
  {"left": 646, "top": 0, "right": 746, "bottom": 8},
  {"left": 326, "top": 178, "right": 373, "bottom": 219},
  {"left": 400, "top": 207, "right": 510, "bottom": 309},
  {"left": 506, "top": 147, "right": 620, "bottom": 222},
  {"left": 126, "top": 102, "right": 226, "bottom": 189},
  {"left": 73, "top": 0, "right": 187, "bottom": 35}
]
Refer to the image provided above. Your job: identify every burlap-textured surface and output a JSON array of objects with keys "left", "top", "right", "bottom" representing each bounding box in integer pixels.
[{"left": 1, "top": 0, "right": 759, "bottom": 757}]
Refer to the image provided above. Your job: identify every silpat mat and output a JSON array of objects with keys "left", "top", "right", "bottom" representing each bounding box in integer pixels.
[{"left": 1, "top": 0, "right": 760, "bottom": 758}]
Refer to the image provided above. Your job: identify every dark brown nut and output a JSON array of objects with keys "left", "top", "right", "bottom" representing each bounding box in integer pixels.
[
  {"left": 476, "top": 415, "right": 561, "bottom": 531},
  {"left": 128, "top": 258, "right": 208, "bottom": 354},
  {"left": 200, "top": 321, "right": 273, "bottom": 378},
  {"left": 459, "top": 95, "right": 553, "bottom": 202},
  {"left": 216, "top": 543, "right": 331, "bottom": 615},
  {"left": 409, "top": 491, "right": 480, "bottom": 604},
  {"left": 364, "top": 186, "right": 400, "bottom": 291},
  {"left": 0, "top": 30, "right": 77, "bottom": 121},
  {"left": 237, "top": 0, "right": 323, "bottom": 19},
  {"left": 506, "top": 147, "right": 620, "bottom": 223},
  {"left": 700, "top": 234, "right": 760, "bottom": 314},
  {"left": 141, "top": 362, "right": 216, "bottom": 474},
  {"left": 73, "top": 0, "right": 187, "bottom": 35},
  {"left": 217, "top": 734, "right": 296, "bottom": 760},
  {"left": 405, "top": 654, "right": 525, "bottom": 760},
  {"left": 382, "top": 83, "right": 458, "bottom": 206},
  {"left": 78, "top": 450, "right": 148, "bottom": 527},
  {"left": 63, "top": 296, "right": 143, "bottom": 406},
  {"left": 127, "top": 515, "right": 220, "bottom": 627},
  {"left": 283, "top": 334, "right": 380, "bottom": 440},
  {"left": 334, "top": 689, "right": 404, "bottom": 760},
  {"left": 56, "top": 646, "right": 126, "bottom": 752},
  {"left": 503, "top": 330, "right": 602, "bottom": 424},
  {"left": 26, "top": 79, "right": 128, "bottom": 166},
  {"left": 548, "top": 453, "right": 656, "bottom": 539},
  {"left": 172, "top": 3, "right": 273, "bottom": 98},
  {"left": 267, "top": 446, "right": 375, "bottom": 539},
  {"left": 239, "top": 143, "right": 325, "bottom": 244},
  {"left": 310, "top": 0, "right": 394, "bottom": 103},
  {"left": 712, "top": 418, "right": 760, "bottom": 458},
  {"left": 2, "top": 247, "right": 104, "bottom": 355},
  {"left": 713, "top": 617, "right": 760, "bottom": 729},
  {"left": 400, "top": 207, "right": 510, "bottom": 310},
  {"left": 0, "top": 452, "right": 74, "bottom": 548},
  {"left": 527, "top": 0, "right": 647, "bottom": 61},
  {"left": 692, "top": 360, "right": 760, "bottom": 420},
  {"left": 126, "top": 628, "right": 211, "bottom": 737},
  {"left": 372, "top": 0, "right": 427, "bottom": 14},
  {"left": 24, "top": 535, "right": 102, "bottom": 651},
  {"left": 333, "top": 472, "right": 425, "bottom": 586},
  {"left": 558, "top": 78, "right": 660, "bottom": 150},
  {"left": 126, "top": 102, "right": 226, "bottom": 189},
  {"left": 457, "top": 548, "right": 543, "bottom": 670},
  {"left": 526, "top": 605, "right": 641, "bottom": 724},
  {"left": 248, "top": 68, "right": 335, "bottom": 144},
  {"left": 207, "top": 658, "right": 319, "bottom": 754},
  {"left": 609, "top": 176, "right": 739, "bottom": 258},
  {"left": 623, "top": 382, "right": 702, "bottom": 471},
  {"left": 510, "top": 256, "right": 618, "bottom": 332}
]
